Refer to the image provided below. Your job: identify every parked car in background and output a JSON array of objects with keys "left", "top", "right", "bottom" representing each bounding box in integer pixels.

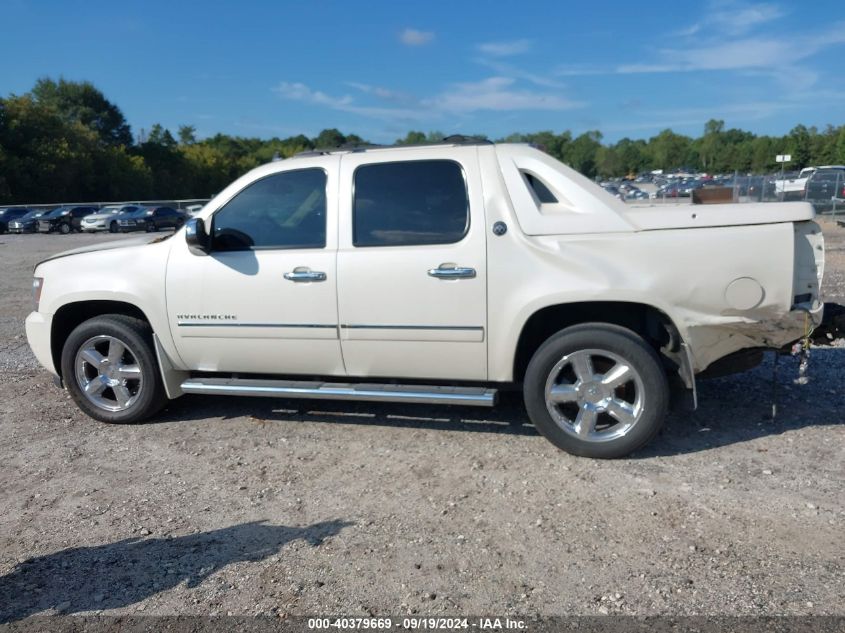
[
  {"left": 37, "top": 206, "right": 98, "bottom": 234},
  {"left": 183, "top": 204, "right": 205, "bottom": 216},
  {"left": 7, "top": 209, "right": 49, "bottom": 233},
  {"left": 117, "top": 206, "right": 186, "bottom": 233},
  {"left": 81, "top": 204, "right": 143, "bottom": 233},
  {"left": 618, "top": 183, "right": 649, "bottom": 201},
  {"left": 804, "top": 168, "right": 845, "bottom": 208},
  {"left": 0, "top": 207, "right": 32, "bottom": 233}
]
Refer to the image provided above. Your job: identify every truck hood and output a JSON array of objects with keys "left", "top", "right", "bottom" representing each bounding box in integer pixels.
[
  {"left": 625, "top": 201, "right": 814, "bottom": 231},
  {"left": 36, "top": 235, "right": 164, "bottom": 266}
]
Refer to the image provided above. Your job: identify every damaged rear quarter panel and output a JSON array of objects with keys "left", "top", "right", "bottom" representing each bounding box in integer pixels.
[{"left": 489, "top": 220, "right": 804, "bottom": 378}]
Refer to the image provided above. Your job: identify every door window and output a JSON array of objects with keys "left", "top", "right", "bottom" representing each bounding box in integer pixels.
[
  {"left": 213, "top": 168, "right": 327, "bottom": 251},
  {"left": 353, "top": 160, "right": 468, "bottom": 247}
]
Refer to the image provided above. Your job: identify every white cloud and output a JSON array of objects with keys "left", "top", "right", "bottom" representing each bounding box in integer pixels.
[
  {"left": 345, "top": 82, "right": 416, "bottom": 104},
  {"left": 617, "top": 26, "right": 845, "bottom": 74},
  {"left": 273, "top": 76, "right": 583, "bottom": 121},
  {"left": 273, "top": 82, "right": 353, "bottom": 108},
  {"left": 677, "top": 0, "right": 785, "bottom": 37},
  {"left": 475, "top": 58, "right": 566, "bottom": 88},
  {"left": 477, "top": 39, "right": 532, "bottom": 57},
  {"left": 399, "top": 28, "right": 434, "bottom": 46},
  {"left": 551, "top": 20, "right": 845, "bottom": 83},
  {"left": 434, "top": 77, "right": 580, "bottom": 112}
]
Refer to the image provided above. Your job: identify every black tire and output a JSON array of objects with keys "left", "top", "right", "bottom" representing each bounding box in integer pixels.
[
  {"left": 58, "top": 222, "right": 71, "bottom": 235},
  {"left": 109, "top": 221, "right": 118, "bottom": 233},
  {"left": 61, "top": 315, "right": 168, "bottom": 424},
  {"left": 523, "top": 323, "right": 669, "bottom": 458},
  {"left": 146, "top": 222, "right": 157, "bottom": 232}
]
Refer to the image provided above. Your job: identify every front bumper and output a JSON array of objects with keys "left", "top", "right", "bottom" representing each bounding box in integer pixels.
[
  {"left": 9, "top": 224, "right": 36, "bottom": 233},
  {"left": 25, "top": 311, "right": 57, "bottom": 376}
]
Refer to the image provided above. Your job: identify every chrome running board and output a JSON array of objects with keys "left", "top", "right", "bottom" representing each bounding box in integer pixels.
[{"left": 180, "top": 377, "right": 498, "bottom": 407}]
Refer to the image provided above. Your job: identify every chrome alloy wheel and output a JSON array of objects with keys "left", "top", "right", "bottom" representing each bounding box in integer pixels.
[
  {"left": 543, "top": 349, "right": 644, "bottom": 442},
  {"left": 74, "top": 335, "right": 144, "bottom": 412}
]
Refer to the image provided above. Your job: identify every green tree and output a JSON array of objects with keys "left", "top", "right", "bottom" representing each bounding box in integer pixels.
[
  {"left": 178, "top": 124, "right": 197, "bottom": 145},
  {"left": 785, "top": 124, "right": 812, "bottom": 168},
  {"left": 699, "top": 119, "right": 724, "bottom": 171},
  {"left": 396, "top": 130, "right": 427, "bottom": 145},
  {"left": 836, "top": 126, "right": 845, "bottom": 163},
  {"left": 31, "top": 77, "right": 132, "bottom": 146},
  {"left": 563, "top": 131, "right": 602, "bottom": 178},
  {"left": 648, "top": 129, "right": 693, "bottom": 171},
  {"left": 314, "top": 128, "right": 346, "bottom": 148},
  {"left": 147, "top": 123, "right": 177, "bottom": 147}
]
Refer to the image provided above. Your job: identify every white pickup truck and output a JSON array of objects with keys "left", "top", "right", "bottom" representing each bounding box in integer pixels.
[
  {"left": 25, "top": 139, "right": 826, "bottom": 458},
  {"left": 773, "top": 165, "right": 845, "bottom": 201}
]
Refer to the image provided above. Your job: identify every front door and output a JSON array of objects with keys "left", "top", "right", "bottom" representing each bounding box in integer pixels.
[
  {"left": 336, "top": 149, "right": 488, "bottom": 381},
  {"left": 166, "top": 157, "right": 345, "bottom": 376}
]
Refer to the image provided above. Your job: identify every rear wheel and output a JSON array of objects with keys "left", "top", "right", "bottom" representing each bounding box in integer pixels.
[
  {"left": 61, "top": 315, "right": 167, "bottom": 423},
  {"left": 523, "top": 323, "right": 669, "bottom": 458}
]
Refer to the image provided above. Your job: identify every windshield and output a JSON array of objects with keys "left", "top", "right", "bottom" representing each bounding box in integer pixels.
[
  {"left": 99, "top": 206, "right": 121, "bottom": 214},
  {"left": 18, "top": 210, "right": 44, "bottom": 221},
  {"left": 125, "top": 208, "right": 149, "bottom": 217},
  {"left": 41, "top": 208, "right": 68, "bottom": 218}
]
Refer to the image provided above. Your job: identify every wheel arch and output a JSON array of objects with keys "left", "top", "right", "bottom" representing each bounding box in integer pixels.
[
  {"left": 50, "top": 300, "right": 151, "bottom": 379},
  {"left": 511, "top": 300, "right": 685, "bottom": 384}
]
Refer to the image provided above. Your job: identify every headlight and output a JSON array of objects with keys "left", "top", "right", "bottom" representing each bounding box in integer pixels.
[{"left": 32, "top": 277, "right": 44, "bottom": 312}]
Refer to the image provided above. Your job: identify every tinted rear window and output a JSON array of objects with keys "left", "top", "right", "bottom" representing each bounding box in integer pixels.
[{"left": 353, "top": 160, "right": 469, "bottom": 247}]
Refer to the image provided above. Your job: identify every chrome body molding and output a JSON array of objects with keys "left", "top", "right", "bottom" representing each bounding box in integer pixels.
[
  {"left": 176, "top": 322, "right": 337, "bottom": 328},
  {"left": 340, "top": 324, "right": 483, "bottom": 331}
]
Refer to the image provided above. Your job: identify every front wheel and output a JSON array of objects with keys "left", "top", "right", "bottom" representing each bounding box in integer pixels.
[
  {"left": 523, "top": 323, "right": 669, "bottom": 458},
  {"left": 61, "top": 315, "right": 167, "bottom": 423},
  {"left": 58, "top": 223, "right": 71, "bottom": 235},
  {"left": 109, "top": 221, "right": 118, "bottom": 233}
]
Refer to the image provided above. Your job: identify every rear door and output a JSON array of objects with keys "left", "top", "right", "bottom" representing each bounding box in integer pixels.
[{"left": 336, "top": 148, "right": 488, "bottom": 381}]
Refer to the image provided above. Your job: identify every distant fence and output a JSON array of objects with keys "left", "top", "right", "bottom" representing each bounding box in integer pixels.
[
  {"left": 5, "top": 199, "right": 211, "bottom": 212},
  {"left": 642, "top": 170, "right": 845, "bottom": 218}
]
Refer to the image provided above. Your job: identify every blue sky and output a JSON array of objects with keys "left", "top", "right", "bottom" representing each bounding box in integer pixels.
[{"left": 2, "top": 0, "right": 844, "bottom": 143}]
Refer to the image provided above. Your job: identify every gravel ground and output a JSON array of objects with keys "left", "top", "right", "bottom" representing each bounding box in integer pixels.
[{"left": 0, "top": 221, "right": 843, "bottom": 622}]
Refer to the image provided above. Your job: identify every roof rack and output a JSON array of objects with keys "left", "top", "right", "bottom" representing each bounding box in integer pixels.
[{"left": 293, "top": 135, "right": 492, "bottom": 158}]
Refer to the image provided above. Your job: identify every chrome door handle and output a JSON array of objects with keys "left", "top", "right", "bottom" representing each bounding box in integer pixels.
[
  {"left": 427, "top": 265, "right": 476, "bottom": 279},
  {"left": 284, "top": 270, "right": 327, "bottom": 282}
]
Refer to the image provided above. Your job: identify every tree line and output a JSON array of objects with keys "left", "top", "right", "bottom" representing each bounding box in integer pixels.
[{"left": 2, "top": 78, "right": 845, "bottom": 204}]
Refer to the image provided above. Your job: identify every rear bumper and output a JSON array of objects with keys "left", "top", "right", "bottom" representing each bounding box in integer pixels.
[
  {"left": 687, "top": 304, "right": 824, "bottom": 374},
  {"left": 25, "top": 311, "right": 57, "bottom": 376}
]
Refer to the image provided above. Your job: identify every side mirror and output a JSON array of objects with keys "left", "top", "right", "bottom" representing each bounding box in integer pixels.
[{"left": 185, "top": 217, "right": 210, "bottom": 256}]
